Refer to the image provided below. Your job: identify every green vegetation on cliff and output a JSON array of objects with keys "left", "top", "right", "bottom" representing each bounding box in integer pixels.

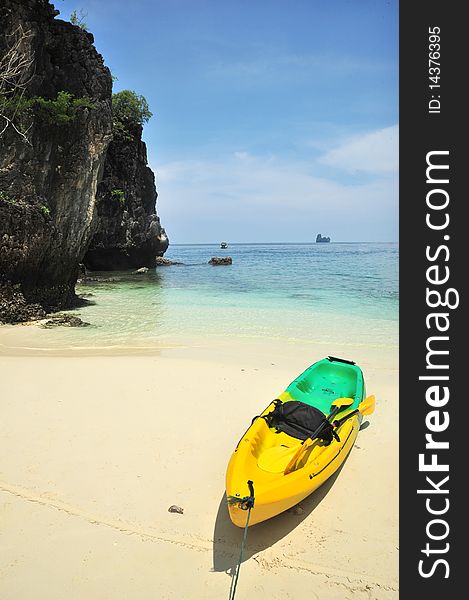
[
  {"left": 111, "top": 188, "right": 126, "bottom": 205},
  {"left": 112, "top": 90, "right": 152, "bottom": 138},
  {"left": 70, "top": 9, "right": 88, "bottom": 31},
  {"left": 34, "top": 91, "right": 95, "bottom": 124},
  {"left": 0, "top": 90, "right": 95, "bottom": 133}
]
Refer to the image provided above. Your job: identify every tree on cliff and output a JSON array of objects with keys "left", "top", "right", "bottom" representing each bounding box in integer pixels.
[
  {"left": 112, "top": 90, "right": 152, "bottom": 137},
  {"left": 0, "top": 24, "right": 34, "bottom": 141},
  {"left": 70, "top": 10, "right": 88, "bottom": 31}
]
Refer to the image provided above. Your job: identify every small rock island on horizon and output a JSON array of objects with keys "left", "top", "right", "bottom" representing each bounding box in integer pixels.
[{"left": 316, "top": 233, "right": 331, "bottom": 243}]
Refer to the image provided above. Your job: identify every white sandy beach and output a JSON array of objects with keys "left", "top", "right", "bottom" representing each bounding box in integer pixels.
[{"left": 0, "top": 330, "right": 398, "bottom": 599}]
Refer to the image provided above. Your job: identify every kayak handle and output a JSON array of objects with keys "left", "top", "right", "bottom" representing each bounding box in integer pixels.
[{"left": 327, "top": 355, "right": 356, "bottom": 365}]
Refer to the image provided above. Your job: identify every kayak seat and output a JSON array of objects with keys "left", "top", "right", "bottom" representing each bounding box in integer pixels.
[{"left": 263, "top": 400, "right": 334, "bottom": 443}]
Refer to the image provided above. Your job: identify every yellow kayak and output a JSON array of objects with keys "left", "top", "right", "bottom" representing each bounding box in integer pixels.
[{"left": 225, "top": 356, "right": 375, "bottom": 527}]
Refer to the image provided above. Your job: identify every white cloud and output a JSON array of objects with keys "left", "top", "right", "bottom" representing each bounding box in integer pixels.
[
  {"left": 233, "top": 151, "right": 249, "bottom": 160},
  {"left": 154, "top": 151, "right": 398, "bottom": 243},
  {"left": 319, "top": 125, "right": 398, "bottom": 174},
  {"left": 205, "top": 52, "right": 392, "bottom": 87}
]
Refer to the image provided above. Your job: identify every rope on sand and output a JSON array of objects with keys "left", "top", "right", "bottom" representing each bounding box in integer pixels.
[{"left": 226, "top": 480, "right": 255, "bottom": 600}]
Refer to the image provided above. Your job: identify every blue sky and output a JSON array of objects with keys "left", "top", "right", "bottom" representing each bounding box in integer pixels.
[{"left": 58, "top": 0, "right": 398, "bottom": 242}]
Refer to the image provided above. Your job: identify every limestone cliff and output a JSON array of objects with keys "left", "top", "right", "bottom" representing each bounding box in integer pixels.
[
  {"left": 84, "top": 123, "right": 168, "bottom": 270},
  {"left": 1, "top": 1, "right": 169, "bottom": 324},
  {"left": 0, "top": 0, "right": 112, "bottom": 317}
]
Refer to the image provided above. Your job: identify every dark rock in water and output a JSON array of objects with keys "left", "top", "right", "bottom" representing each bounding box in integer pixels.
[
  {"left": 208, "top": 257, "right": 232, "bottom": 265},
  {"left": 42, "top": 314, "right": 90, "bottom": 328},
  {"left": 133, "top": 267, "right": 149, "bottom": 274},
  {"left": 155, "top": 257, "right": 183, "bottom": 266},
  {"left": 168, "top": 505, "right": 184, "bottom": 514},
  {"left": 84, "top": 124, "right": 168, "bottom": 271},
  {"left": 316, "top": 233, "right": 331, "bottom": 243},
  {"left": 0, "top": 0, "right": 113, "bottom": 314},
  {"left": 0, "top": 282, "right": 46, "bottom": 324},
  {"left": 78, "top": 275, "right": 122, "bottom": 284}
]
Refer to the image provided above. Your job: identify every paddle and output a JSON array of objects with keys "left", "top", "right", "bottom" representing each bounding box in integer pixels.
[
  {"left": 284, "top": 395, "right": 376, "bottom": 475},
  {"left": 284, "top": 397, "right": 354, "bottom": 475},
  {"left": 332, "top": 394, "right": 376, "bottom": 427}
]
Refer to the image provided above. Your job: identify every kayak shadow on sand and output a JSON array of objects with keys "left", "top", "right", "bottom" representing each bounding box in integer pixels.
[{"left": 212, "top": 461, "right": 346, "bottom": 575}]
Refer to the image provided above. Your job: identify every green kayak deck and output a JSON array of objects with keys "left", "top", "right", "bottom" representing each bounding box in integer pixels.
[{"left": 284, "top": 357, "right": 365, "bottom": 414}]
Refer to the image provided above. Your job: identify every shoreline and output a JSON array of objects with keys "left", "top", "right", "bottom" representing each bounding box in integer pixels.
[
  {"left": 0, "top": 317, "right": 398, "bottom": 358},
  {"left": 1, "top": 328, "right": 398, "bottom": 599}
]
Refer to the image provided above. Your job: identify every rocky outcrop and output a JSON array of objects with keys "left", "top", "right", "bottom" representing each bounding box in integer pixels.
[
  {"left": 156, "top": 257, "right": 182, "bottom": 266},
  {"left": 41, "top": 313, "right": 90, "bottom": 328},
  {"left": 84, "top": 124, "right": 168, "bottom": 270},
  {"left": 209, "top": 257, "right": 232, "bottom": 265},
  {"left": 316, "top": 233, "right": 331, "bottom": 243},
  {"left": 0, "top": 0, "right": 113, "bottom": 318},
  {"left": 0, "top": 281, "right": 46, "bottom": 324}
]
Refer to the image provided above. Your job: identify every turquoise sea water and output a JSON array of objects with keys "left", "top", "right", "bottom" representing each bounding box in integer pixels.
[{"left": 30, "top": 242, "right": 398, "bottom": 351}]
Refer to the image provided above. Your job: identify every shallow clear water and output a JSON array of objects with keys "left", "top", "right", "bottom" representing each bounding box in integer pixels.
[{"left": 32, "top": 242, "right": 399, "bottom": 351}]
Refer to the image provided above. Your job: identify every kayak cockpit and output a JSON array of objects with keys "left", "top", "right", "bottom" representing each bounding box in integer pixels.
[
  {"left": 285, "top": 359, "right": 364, "bottom": 414},
  {"left": 253, "top": 420, "right": 354, "bottom": 475}
]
